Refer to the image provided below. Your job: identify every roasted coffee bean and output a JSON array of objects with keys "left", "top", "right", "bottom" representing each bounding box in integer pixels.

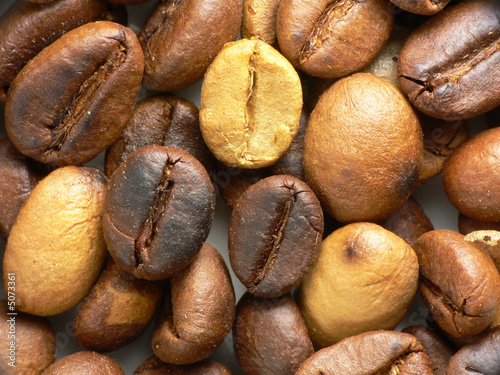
[
  {"left": 105, "top": 95, "right": 213, "bottom": 177},
  {"left": 0, "top": 300, "right": 55, "bottom": 374},
  {"left": 0, "top": 0, "right": 126, "bottom": 103},
  {"left": 277, "top": 0, "right": 394, "bottom": 78},
  {"left": 74, "top": 258, "right": 164, "bottom": 352},
  {"left": 402, "top": 325, "right": 455, "bottom": 375},
  {"left": 399, "top": 0, "right": 500, "bottom": 120},
  {"left": 152, "top": 243, "right": 235, "bottom": 365},
  {"left": 103, "top": 146, "right": 216, "bottom": 281},
  {"left": 459, "top": 214, "right": 500, "bottom": 235},
  {"left": 389, "top": 0, "right": 451, "bottom": 15},
  {"left": 134, "top": 356, "right": 232, "bottom": 375},
  {"left": 413, "top": 230, "right": 500, "bottom": 338},
  {"left": 443, "top": 127, "right": 500, "bottom": 222},
  {"left": 138, "top": 0, "right": 242, "bottom": 92},
  {"left": 3, "top": 166, "right": 108, "bottom": 316},
  {"left": 295, "top": 330, "right": 433, "bottom": 374},
  {"left": 233, "top": 292, "right": 314, "bottom": 375},
  {"left": 200, "top": 38, "right": 302, "bottom": 169},
  {"left": 463, "top": 229, "right": 500, "bottom": 274},
  {"left": 446, "top": 326, "right": 500, "bottom": 375},
  {"left": 0, "top": 137, "right": 49, "bottom": 238},
  {"left": 299, "top": 222, "right": 419, "bottom": 348},
  {"left": 43, "top": 351, "right": 125, "bottom": 375},
  {"left": 242, "top": 0, "right": 282, "bottom": 46},
  {"left": 229, "top": 175, "right": 323, "bottom": 298},
  {"left": 304, "top": 72, "right": 423, "bottom": 223},
  {"left": 5, "top": 21, "right": 144, "bottom": 166},
  {"left": 379, "top": 196, "right": 434, "bottom": 246}
]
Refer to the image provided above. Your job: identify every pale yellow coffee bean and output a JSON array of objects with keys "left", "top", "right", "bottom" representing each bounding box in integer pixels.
[
  {"left": 200, "top": 38, "right": 302, "bottom": 169},
  {"left": 3, "top": 166, "right": 108, "bottom": 316}
]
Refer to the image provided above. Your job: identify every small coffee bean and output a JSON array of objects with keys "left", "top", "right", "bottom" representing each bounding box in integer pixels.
[
  {"left": 42, "top": 351, "right": 125, "bottom": 375},
  {"left": 103, "top": 146, "right": 216, "bottom": 281},
  {"left": 74, "top": 258, "right": 164, "bottom": 352},
  {"left": 277, "top": 0, "right": 394, "bottom": 78},
  {"left": 152, "top": 243, "right": 235, "bottom": 365},
  {"left": 413, "top": 229, "right": 500, "bottom": 338},
  {"left": 138, "top": 0, "right": 242, "bottom": 92},
  {"left": 233, "top": 292, "right": 314, "bottom": 375},
  {"left": 134, "top": 356, "right": 232, "bottom": 375},
  {"left": 229, "top": 175, "right": 323, "bottom": 298},
  {"left": 463, "top": 229, "right": 500, "bottom": 274},
  {"left": 105, "top": 95, "right": 213, "bottom": 177},
  {"left": 5, "top": 21, "right": 144, "bottom": 166},
  {"left": 242, "top": 0, "right": 282, "bottom": 45},
  {"left": 295, "top": 330, "right": 434, "bottom": 374},
  {"left": 389, "top": 0, "right": 451, "bottom": 15},
  {"left": 399, "top": 0, "right": 500, "bottom": 120},
  {"left": 200, "top": 38, "right": 302, "bottom": 169}
]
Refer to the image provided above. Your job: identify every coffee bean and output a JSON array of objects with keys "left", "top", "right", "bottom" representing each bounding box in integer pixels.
[
  {"left": 242, "top": 0, "right": 282, "bottom": 46},
  {"left": 43, "top": 351, "right": 125, "bottom": 375},
  {"left": 135, "top": 356, "right": 232, "bottom": 375},
  {"left": 389, "top": 0, "right": 451, "bottom": 15},
  {"left": 5, "top": 21, "right": 144, "bottom": 166},
  {"left": 229, "top": 175, "right": 323, "bottom": 298},
  {"left": 103, "top": 146, "right": 216, "bottom": 281},
  {"left": 399, "top": 0, "right": 500, "bottom": 120}
]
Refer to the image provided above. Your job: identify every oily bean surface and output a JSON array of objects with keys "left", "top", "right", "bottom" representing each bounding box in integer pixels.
[
  {"left": 103, "top": 146, "right": 215, "bottom": 281},
  {"left": 233, "top": 292, "right": 314, "bottom": 375},
  {"left": 413, "top": 229, "right": 500, "bottom": 338},
  {"left": 399, "top": 0, "right": 500, "bottom": 120},
  {"left": 152, "top": 243, "right": 235, "bottom": 365},
  {"left": 0, "top": 0, "right": 126, "bottom": 103},
  {"left": 134, "top": 356, "right": 232, "bottom": 375},
  {"left": 42, "top": 351, "right": 125, "bottom": 375},
  {"left": 295, "top": 330, "right": 433, "bottom": 374},
  {"left": 229, "top": 175, "right": 323, "bottom": 298},
  {"left": 5, "top": 21, "right": 144, "bottom": 166},
  {"left": 277, "top": 0, "right": 393, "bottom": 78},
  {"left": 105, "top": 95, "right": 213, "bottom": 177},
  {"left": 139, "top": 0, "right": 242, "bottom": 92}
]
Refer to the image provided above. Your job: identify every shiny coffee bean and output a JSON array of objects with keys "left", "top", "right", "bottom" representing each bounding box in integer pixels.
[
  {"left": 228, "top": 175, "right": 323, "bottom": 298},
  {"left": 399, "top": 0, "right": 500, "bottom": 120},
  {"left": 463, "top": 229, "right": 500, "bottom": 274},
  {"left": 5, "top": 21, "right": 144, "bottom": 166},
  {"left": 43, "top": 351, "right": 125, "bottom": 375},
  {"left": 134, "top": 356, "right": 232, "bottom": 375},
  {"left": 103, "top": 146, "right": 216, "bottom": 281}
]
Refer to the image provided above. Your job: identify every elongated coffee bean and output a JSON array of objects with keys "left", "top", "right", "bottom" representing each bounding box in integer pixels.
[
  {"left": 5, "top": 21, "right": 144, "bottom": 166},
  {"left": 103, "top": 146, "right": 216, "bottom": 280}
]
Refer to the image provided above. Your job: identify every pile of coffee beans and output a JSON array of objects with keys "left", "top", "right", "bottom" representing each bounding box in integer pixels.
[{"left": 0, "top": 0, "right": 499, "bottom": 374}]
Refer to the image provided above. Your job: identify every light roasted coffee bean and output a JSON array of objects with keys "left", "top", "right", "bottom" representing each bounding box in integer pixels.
[
  {"left": 134, "top": 356, "right": 232, "bottom": 375},
  {"left": 103, "top": 146, "right": 216, "bottom": 281},
  {"left": 5, "top": 21, "right": 144, "bottom": 166},
  {"left": 463, "top": 229, "right": 500, "bottom": 274},
  {"left": 42, "top": 351, "right": 125, "bottom": 375},
  {"left": 242, "top": 0, "right": 282, "bottom": 45}
]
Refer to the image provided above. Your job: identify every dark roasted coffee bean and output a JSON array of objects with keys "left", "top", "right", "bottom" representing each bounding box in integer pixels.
[
  {"left": 105, "top": 95, "right": 213, "bottom": 177},
  {"left": 0, "top": 0, "right": 127, "bottom": 102},
  {"left": 228, "top": 175, "right": 323, "bottom": 298},
  {"left": 295, "top": 330, "right": 434, "bottom": 374},
  {"left": 103, "top": 146, "right": 216, "bottom": 281},
  {"left": 233, "top": 292, "right": 314, "bottom": 375},
  {"left": 134, "top": 356, "right": 232, "bottom": 375},
  {"left": 399, "top": 0, "right": 500, "bottom": 120},
  {"left": 5, "top": 21, "right": 143, "bottom": 166},
  {"left": 138, "top": 0, "right": 242, "bottom": 92},
  {"left": 152, "top": 243, "right": 235, "bottom": 365}
]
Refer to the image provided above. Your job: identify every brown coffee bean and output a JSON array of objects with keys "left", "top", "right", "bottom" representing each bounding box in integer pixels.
[
  {"left": 152, "top": 243, "right": 235, "bottom": 365},
  {"left": 103, "top": 146, "right": 216, "bottom": 281},
  {"left": 446, "top": 326, "right": 500, "bottom": 375},
  {"left": 229, "top": 175, "right": 323, "bottom": 298},
  {"left": 443, "top": 127, "right": 500, "bottom": 222},
  {"left": 399, "top": 0, "right": 500, "bottom": 120},
  {"left": 276, "top": 0, "right": 394, "bottom": 79},
  {"left": 5, "top": 21, "right": 144, "bottom": 166},
  {"left": 463, "top": 229, "right": 500, "bottom": 274},
  {"left": 459, "top": 214, "right": 500, "bottom": 235},
  {"left": 0, "top": 300, "right": 55, "bottom": 374},
  {"left": 233, "top": 292, "right": 314, "bottom": 375},
  {"left": 0, "top": 137, "right": 49, "bottom": 238},
  {"left": 134, "top": 356, "right": 232, "bottom": 375},
  {"left": 74, "top": 258, "right": 163, "bottom": 352},
  {"left": 295, "top": 330, "right": 433, "bottom": 374},
  {"left": 378, "top": 196, "right": 434, "bottom": 246},
  {"left": 299, "top": 222, "right": 419, "bottom": 348},
  {"left": 105, "top": 95, "right": 213, "bottom": 177},
  {"left": 242, "top": 0, "right": 282, "bottom": 46},
  {"left": 389, "top": 0, "right": 451, "bottom": 15},
  {"left": 402, "top": 325, "right": 455, "bottom": 375},
  {"left": 138, "top": 0, "right": 242, "bottom": 92},
  {"left": 0, "top": 0, "right": 127, "bottom": 102},
  {"left": 42, "top": 351, "right": 125, "bottom": 375},
  {"left": 3, "top": 166, "right": 108, "bottom": 316},
  {"left": 413, "top": 230, "right": 500, "bottom": 338},
  {"left": 200, "top": 38, "right": 302, "bottom": 169},
  {"left": 304, "top": 72, "right": 423, "bottom": 223}
]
